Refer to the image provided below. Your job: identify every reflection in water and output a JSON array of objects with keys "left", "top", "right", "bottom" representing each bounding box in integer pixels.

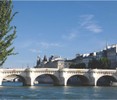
[
  {"left": 2, "top": 82, "right": 23, "bottom": 86},
  {"left": 0, "top": 82, "right": 117, "bottom": 99}
]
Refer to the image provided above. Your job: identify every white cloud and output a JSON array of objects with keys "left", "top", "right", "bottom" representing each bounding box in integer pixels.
[
  {"left": 62, "top": 32, "right": 77, "bottom": 40},
  {"left": 85, "top": 24, "right": 102, "bottom": 33},
  {"left": 17, "top": 40, "right": 62, "bottom": 52},
  {"left": 62, "top": 14, "right": 102, "bottom": 41},
  {"left": 29, "top": 49, "right": 41, "bottom": 53},
  {"left": 80, "top": 14, "right": 103, "bottom": 33},
  {"left": 39, "top": 42, "right": 62, "bottom": 49}
]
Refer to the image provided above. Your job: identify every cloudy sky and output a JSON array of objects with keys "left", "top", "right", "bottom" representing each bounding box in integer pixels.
[{"left": 3, "top": 1, "right": 117, "bottom": 68}]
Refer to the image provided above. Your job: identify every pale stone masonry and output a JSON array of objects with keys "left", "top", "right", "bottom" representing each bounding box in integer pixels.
[
  {"left": 0, "top": 68, "right": 117, "bottom": 86},
  {"left": 69, "top": 44, "right": 117, "bottom": 68},
  {"left": 35, "top": 44, "right": 117, "bottom": 69}
]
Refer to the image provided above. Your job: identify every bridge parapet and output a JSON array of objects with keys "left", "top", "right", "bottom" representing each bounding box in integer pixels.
[
  {"left": 32, "top": 68, "right": 59, "bottom": 71},
  {"left": 0, "top": 68, "right": 25, "bottom": 74},
  {"left": 91, "top": 69, "right": 116, "bottom": 74},
  {"left": 25, "top": 68, "right": 59, "bottom": 74},
  {"left": 62, "top": 68, "right": 89, "bottom": 72}
]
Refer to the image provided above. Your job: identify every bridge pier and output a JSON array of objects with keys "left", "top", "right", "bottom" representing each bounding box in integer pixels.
[
  {"left": 93, "top": 73, "right": 100, "bottom": 86},
  {"left": 0, "top": 76, "right": 4, "bottom": 86},
  {"left": 88, "top": 81, "right": 95, "bottom": 86},
  {"left": 64, "top": 78, "right": 68, "bottom": 86},
  {"left": 87, "top": 70, "right": 98, "bottom": 86},
  {"left": 24, "top": 77, "right": 34, "bottom": 86},
  {"left": 0, "top": 79, "right": 2, "bottom": 86},
  {"left": 58, "top": 77, "right": 66, "bottom": 86}
]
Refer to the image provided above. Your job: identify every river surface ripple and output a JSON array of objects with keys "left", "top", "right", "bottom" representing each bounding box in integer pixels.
[{"left": 0, "top": 82, "right": 117, "bottom": 99}]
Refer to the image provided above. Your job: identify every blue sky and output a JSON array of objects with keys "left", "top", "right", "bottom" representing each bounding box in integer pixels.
[{"left": 3, "top": 1, "right": 117, "bottom": 68}]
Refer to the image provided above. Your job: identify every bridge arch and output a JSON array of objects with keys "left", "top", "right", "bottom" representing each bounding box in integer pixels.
[
  {"left": 66, "top": 75, "right": 90, "bottom": 86},
  {"left": 2, "top": 74, "right": 27, "bottom": 86},
  {"left": 33, "top": 74, "right": 60, "bottom": 86},
  {"left": 96, "top": 75, "right": 117, "bottom": 86}
]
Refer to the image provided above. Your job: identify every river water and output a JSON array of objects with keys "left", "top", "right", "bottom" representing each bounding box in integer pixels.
[{"left": 0, "top": 82, "right": 117, "bottom": 99}]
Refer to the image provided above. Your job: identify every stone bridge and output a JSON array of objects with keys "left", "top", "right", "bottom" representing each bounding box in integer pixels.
[{"left": 0, "top": 68, "right": 117, "bottom": 86}]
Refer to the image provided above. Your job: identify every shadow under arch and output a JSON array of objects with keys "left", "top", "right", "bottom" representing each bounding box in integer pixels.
[
  {"left": 2, "top": 74, "right": 26, "bottom": 86},
  {"left": 97, "top": 75, "right": 117, "bottom": 86},
  {"left": 34, "top": 74, "right": 60, "bottom": 86},
  {"left": 67, "top": 75, "right": 90, "bottom": 86}
]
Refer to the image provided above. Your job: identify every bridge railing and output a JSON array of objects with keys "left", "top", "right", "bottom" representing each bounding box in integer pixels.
[
  {"left": 62, "top": 68, "right": 89, "bottom": 74},
  {"left": 0, "top": 68, "right": 117, "bottom": 74},
  {"left": 0, "top": 68, "right": 26, "bottom": 74},
  {"left": 91, "top": 69, "right": 117, "bottom": 74}
]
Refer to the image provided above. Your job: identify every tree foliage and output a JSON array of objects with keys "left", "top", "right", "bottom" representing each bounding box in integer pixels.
[
  {"left": 69, "top": 63, "right": 86, "bottom": 69},
  {"left": 88, "top": 59, "right": 101, "bottom": 69},
  {"left": 88, "top": 58, "right": 111, "bottom": 69},
  {"left": 0, "top": 0, "right": 17, "bottom": 66},
  {"left": 100, "top": 57, "right": 111, "bottom": 69}
]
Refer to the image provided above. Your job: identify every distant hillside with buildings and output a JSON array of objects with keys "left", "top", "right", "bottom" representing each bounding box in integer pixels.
[{"left": 35, "top": 44, "right": 117, "bottom": 69}]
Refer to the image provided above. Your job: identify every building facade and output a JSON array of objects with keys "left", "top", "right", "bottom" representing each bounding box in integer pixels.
[
  {"left": 34, "top": 44, "right": 117, "bottom": 69},
  {"left": 70, "top": 44, "right": 117, "bottom": 68},
  {"left": 35, "top": 55, "right": 65, "bottom": 69}
]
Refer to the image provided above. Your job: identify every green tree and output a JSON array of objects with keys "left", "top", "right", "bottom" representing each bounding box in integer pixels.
[
  {"left": 88, "top": 58, "right": 111, "bottom": 69},
  {"left": 77, "top": 63, "right": 86, "bottom": 68},
  {"left": 69, "top": 63, "right": 76, "bottom": 68},
  {"left": 88, "top": 58, "right": 101, "bottom": 69},
  {"left": 0, "top": 0, "right": 17, "bottom": 66},
  {"left": 69, "top": 63, "right": 86, "bottom": 69},
  {"left": 100, "top": 57, "right": 111, "bottom": 69}
]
